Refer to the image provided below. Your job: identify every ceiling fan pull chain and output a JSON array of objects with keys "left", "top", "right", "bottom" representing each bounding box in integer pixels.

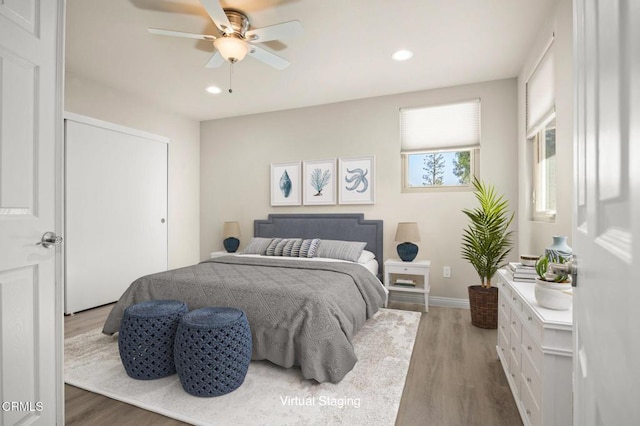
[{"left": 228, "top": 62, "right": 233, "bottom": 94}]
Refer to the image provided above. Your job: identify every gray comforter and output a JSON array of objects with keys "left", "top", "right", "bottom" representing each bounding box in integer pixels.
[{"left": 102, "top": 256, "right": 386, "bottom": 383}]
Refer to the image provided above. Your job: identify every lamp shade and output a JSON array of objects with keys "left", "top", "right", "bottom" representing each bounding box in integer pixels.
[
  {"left": 223, "top": 221, "right": 240, "bottom": 238},
  {"left": 214, "top": 36, "right": 249, "bottom": 62},
  {"left": 395, "top": 222, "right": 421, "bottom": 242}
]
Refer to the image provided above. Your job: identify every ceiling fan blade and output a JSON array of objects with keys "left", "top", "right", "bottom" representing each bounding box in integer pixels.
[
  {"left": 205, "top": 51, "right": 225, "bottom": 68},
  {"left": 245, "top": 20, "right": 303, "bottom": 43},
  {"left": 199, "top": 0, "right": 233, "bottom": 34},
  {"left": 248, "top": 45, "right": 291, "bottom": 70},
  {"left": 148, "top": 28, "right": 216, "bottom": 41}
]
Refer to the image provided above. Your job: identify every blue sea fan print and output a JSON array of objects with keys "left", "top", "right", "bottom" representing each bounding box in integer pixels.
[
  {"left": 279, "top": 170, "right": 292, "bottom": 197},
  {"left": 311, "top": 168, "right": 331, "bottom": 196}
]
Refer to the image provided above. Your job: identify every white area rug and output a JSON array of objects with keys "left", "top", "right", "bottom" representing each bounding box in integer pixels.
[{"left": 65, "top": 308, "right": 421, "bottom": 426}]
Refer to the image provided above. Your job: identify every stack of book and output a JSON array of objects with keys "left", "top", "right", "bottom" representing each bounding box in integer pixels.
[
  {"left": 393, "top": 278, "right": 416, "bottom": 287},
  {"left": 506, "top": 262, "right": 538, "bottom": 282}
]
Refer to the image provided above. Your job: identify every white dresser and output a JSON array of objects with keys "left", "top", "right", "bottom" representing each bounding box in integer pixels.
[{"left": 496, "top": 269, "right": 573, "bottom": 426}]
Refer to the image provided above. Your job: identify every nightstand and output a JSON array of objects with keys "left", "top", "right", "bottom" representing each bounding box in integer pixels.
[{"left": 384, "top": 258, "right": 431, "bottom": 311}]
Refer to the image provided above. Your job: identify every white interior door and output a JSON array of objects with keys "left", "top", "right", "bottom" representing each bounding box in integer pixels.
[
  {"left": 573, "top": 0, "right": 640, "bottom": 424},
  {"left": 0, "top": 1, "right": 64, "bottom": 424},
  {"left": 65, "top": 115, "right": 168, "bottom": 314}
]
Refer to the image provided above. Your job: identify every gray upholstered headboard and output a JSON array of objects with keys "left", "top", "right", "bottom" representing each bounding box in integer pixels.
[{"left": 254, "top": 214, "right": 384, "bottom": 277}]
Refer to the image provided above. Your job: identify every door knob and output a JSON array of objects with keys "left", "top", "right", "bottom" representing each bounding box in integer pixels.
[
  {"left": 38, "top": 231, "right": 63, "bottom": 248},
  {"left": 549, "top": 256, "right": 578, "bottom": 287}
]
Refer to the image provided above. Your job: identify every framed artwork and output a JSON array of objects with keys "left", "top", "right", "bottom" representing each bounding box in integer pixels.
[
  {"left": 271, "top": 162, "right": 301, "bottom": 206},
  {"left": 339, "top": 156, "right": 375, "bottom": 205},
  {"left": 303, "top": 159, "right": 336, "bottom": 205}
]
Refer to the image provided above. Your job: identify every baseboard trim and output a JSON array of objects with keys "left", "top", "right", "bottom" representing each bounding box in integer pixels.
[{"left": 429, "top": 296, "right": 470, "bottom": 310}]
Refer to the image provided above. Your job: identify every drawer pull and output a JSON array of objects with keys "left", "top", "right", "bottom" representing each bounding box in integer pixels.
[
  {"left": 527, "top": 345, "right": 532, "bottom": 351},
  {"left": 512, "top": 296, "right": 517, "bottom": 302},
  {"left": 528, "top": 316, "right": 533, "bottom": 322},
  {"left": 511, "top": 373, "right": 515, "bottom": 378},
  {"left": 526, "top": 409, "right": 531, "bottom": 416},
  {"left": 512, "top": 321, "right": 516, "bottom": 326},
  {"left": 526, "top": 377, "right": 532, "bottom": 383},
  {"left": 511, "top": 347, "right": 516, "bottom": 352}
]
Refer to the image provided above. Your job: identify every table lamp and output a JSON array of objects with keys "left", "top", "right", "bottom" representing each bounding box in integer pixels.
[
  {"left": 395, "top": 222, "right": 421, "bottom": 262},
  {"left": 222, "top": 221, "right": 241, "bottom": 253}
]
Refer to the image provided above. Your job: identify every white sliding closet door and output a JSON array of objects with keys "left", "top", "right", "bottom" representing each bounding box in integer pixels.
[{"left": 65, "top": 114, "right": 168, "bottom": 314}]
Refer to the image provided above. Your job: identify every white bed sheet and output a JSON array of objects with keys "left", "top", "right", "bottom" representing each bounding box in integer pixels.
[{"left": 228, "top": 254, "right": 387, "bottom": 294}]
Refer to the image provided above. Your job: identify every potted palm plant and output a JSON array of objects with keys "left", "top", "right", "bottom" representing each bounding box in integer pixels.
[{"left": 461, "top": 177, "right": 514, "bottom": 329}]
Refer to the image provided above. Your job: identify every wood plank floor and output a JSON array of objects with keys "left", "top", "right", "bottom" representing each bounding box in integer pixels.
[{"left": 64, "top": 303, "right": 522, "bottom": 426}]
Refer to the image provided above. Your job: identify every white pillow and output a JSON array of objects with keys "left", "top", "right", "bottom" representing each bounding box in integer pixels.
[{"left": 357, "top": 250, "right": 376, "bottom": 264}]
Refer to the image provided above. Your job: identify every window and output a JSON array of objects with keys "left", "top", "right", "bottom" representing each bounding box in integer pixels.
[
  {"left": 400, "top": 99, "right": 480, "bottom": 191},
  {"left": 532, "top": 117, "right": 557, "bottom": 220},
  {"left": 526, "top": 38, "right": 556, "bottom": 221}
]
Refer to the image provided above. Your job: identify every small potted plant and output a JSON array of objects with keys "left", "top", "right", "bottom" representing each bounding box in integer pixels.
[
  {"left": 461, "top": 177, "right": 514, "bottom": 329},
  {"left": 533, "top": 254, "right": 573, "bottom": 310}
]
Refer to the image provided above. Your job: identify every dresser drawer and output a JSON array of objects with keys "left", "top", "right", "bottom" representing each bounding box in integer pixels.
[
  {"left": 499, "top": 297, "right": 510, "bottom": 323},
  {"left": 521, "top": 350, "right": 542, "bottom": 409},
  {"left": 509, "top": 348, "right": 521, "bottom": 397},
  {"left": 510, "top": 309, "right": 522, "bottom": 342},
  {"left": 521, "top": 376, "right": 541, "bottom": 426},
  {"left": 521, "top": 326, "right": 543, "bottom": 376},
  {"left": 498, "top": 278, "right": 510, "bottom": 294},
  {"left": 498, "top": 323, "right": 509, "bottom": 361},
  {"left": 521, "top": 303, "right": 544, "bottom": 342},
  {"left": 509, "top": 291, "right": 523, "bottom": 313},
  {"left": 498, "top": 303, "right": 510, "bottom": 336}
]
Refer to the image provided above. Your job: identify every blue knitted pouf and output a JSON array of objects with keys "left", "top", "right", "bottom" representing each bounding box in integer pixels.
[
  {"left": 174, "top": 307, "right": 252, "bottom": 397},
  {"left": 118, "top": 300, "right": 188, "bottom": 380}
]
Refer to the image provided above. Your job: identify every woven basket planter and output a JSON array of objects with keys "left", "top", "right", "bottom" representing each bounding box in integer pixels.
[{"left": 468, "top": 285, "right": 498, "bottom": 329}]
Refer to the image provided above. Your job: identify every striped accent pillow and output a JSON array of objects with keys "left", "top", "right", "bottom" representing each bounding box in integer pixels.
[
  {"left": 289, "top": 239, "right": 303, "bottom": 257},
  {"left": 242, "top": 237, "right": 274, "bottom": 255},
  {"left": 299, "top": 238, "right": 321, "bottom": 258},
  {"left": 282, "top": 239, "right": 302, "bottom": 257},
  {"left": 273, "top": 239, "right": 291, "bottom": 256},
  {"left": 265, "top": 238, "right": 283, "bottom": 256},
  {"left": 316, "top": 240, "right": 367, "bottom": 262}
]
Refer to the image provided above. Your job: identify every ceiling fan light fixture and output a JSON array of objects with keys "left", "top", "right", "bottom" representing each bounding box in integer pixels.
[
  {"left": 392, "top": 49, "right": 413, "bottom": 61},
  {"left": 214, "top": 36, "right": 249, "bottom": 63}
]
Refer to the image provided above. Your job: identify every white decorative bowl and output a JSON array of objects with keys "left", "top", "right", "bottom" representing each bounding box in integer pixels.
[
  {"left": 534, "top": 278, "right": 573, "bottom": 310},
  {"left": 520, "top": 254, "right": 540, "bottom": 267}
]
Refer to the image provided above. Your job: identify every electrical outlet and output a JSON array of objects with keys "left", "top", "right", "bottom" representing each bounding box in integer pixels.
[{"left": 443, "top": 266, "right": 451, "bottom": 278}]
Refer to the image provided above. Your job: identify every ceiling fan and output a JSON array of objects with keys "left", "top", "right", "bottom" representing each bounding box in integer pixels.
[{"left": 148, "top": 0, "right": 303, "bottom": 70}]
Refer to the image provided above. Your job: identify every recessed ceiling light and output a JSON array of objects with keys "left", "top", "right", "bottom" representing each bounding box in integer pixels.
[
  {"left": 392, "top": 49, "right": 413, "bottom": 61},
  {"left": 206, "top": 86, "right": 222, "bottom": 94}
]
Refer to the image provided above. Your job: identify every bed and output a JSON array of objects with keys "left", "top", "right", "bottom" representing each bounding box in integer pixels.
[{"left": 102, "top": 214, "right": 386, "bottom": 383}]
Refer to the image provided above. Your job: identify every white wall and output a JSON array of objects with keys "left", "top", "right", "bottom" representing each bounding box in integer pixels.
[
  {"left": 65, "top": 72, "right": 200, "bottom": 269},
  {"left": 517, "top": 0, "right": 573, "bottom": 255},
  {"left": 201, "top": 78, "right": 518, "bottom": 301}
]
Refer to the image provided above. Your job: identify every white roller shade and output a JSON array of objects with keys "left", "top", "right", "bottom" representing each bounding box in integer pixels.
[
  {"left": 527, "top": 42, "right": 555, "bottom": 135},
  {"left": 400, "top": 99, "right": 480, "bottom": 152}
]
